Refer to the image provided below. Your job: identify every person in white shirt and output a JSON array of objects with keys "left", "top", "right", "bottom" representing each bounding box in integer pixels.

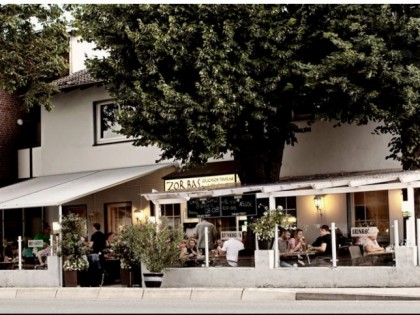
[
  {"left": 363, "top": 227, "right": 385, "bottom": 255},
  {"left": 219, "top": 238, "right": 244, "bottom": 267}
]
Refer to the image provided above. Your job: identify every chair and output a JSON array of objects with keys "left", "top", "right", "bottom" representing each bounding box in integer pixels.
[{"left": 348, "top": 245, "right": 372, "bottom": 266}]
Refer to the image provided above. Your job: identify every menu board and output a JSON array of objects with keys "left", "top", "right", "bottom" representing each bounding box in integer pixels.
[
  {"left": 187, "top": 197, "right": 221, "bottom": 218},
  {"left": 187, "top": 194, "right": 257, "bottom": 218},
  {"left": 220, "top": 194, "right": 257, "bottom": 217}
]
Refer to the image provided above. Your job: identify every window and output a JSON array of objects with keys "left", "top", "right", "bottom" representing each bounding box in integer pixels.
[
  {"left": 95, "top": 100, "right": 127, "bottom": 144},
  {"left": 105, "top": 202, "right": 132, "bottom": 235},
  {"left": 275, "top": 196, "right": 297, "bottom": 219},
  {"left": 161, "top": 204, "right": 181, "bottom": 228},
  {"left": 354, "top": 190, "right": 390, "bottom": 243}
]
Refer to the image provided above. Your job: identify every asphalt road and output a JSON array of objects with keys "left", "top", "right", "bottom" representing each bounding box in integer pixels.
[{"left": 2, "top": 299, "right": 420, "bottom": 313}]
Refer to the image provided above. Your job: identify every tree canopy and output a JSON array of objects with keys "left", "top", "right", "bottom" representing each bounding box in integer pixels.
[
  {"left": 72, "top": 4, "right": 420, "bottom": 184},
  {"left": 0, "top": 4, "right": 69, "bottom": 111}
]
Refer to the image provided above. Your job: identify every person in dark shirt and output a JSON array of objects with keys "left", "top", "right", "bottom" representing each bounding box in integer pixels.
[
  {"left": 90, "top": 223, "right": 106, "bottom": 254},
  {"left": 88, "top": 223, "right": 107, "bottom": 286},
  {"left": 311, "top": 224, "right": 332, "bottom": 256}
]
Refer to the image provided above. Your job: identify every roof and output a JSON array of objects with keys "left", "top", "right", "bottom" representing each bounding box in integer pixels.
[
  {"left": 0, "top": 163, "right": 176, "bottom": 209},
  {"left": 51, "top": 69, "right": 102, "bottom": 91},
  {"left": 163, "top": 160, "right": 236, "bottom": 179},
  {"left": 143, "top": 168, "right": 420, "bottom": 204}
]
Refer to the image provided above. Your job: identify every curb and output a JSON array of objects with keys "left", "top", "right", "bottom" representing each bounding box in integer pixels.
[
  {"left": 0, "top": 288, "right": 419, "bottom": 301},
  {"left": 296, "top": 292, "right": 420, "bottom": 301}
]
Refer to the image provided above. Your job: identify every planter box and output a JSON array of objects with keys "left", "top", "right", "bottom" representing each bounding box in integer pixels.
[{"left": 63, "top": 270, "right": 79, "bottom": 287}]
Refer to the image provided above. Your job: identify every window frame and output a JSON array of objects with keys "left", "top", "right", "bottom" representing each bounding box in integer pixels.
[{"left": 94, "top": 100, "right": 127, "bottom": 145}]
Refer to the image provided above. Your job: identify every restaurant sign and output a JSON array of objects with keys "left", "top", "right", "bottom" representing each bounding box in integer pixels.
[
  {"left": 165, "top": 174, "right": 238, "bottom": 191},
  {"left": 351, "top": 226, "right": 377, "bottom": 237},
  {"left": 221, "top": 231, "right": 242, "bottom": 241}
]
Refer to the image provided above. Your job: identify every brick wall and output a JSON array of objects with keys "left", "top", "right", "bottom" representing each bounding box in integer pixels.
[{"left": 0, "top": 91, "right": 22, "bottom": 187}]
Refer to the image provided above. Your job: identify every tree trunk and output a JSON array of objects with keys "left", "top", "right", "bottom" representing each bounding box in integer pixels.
[{"left": 234, "top": 137, "right": 286, "bottom": 185}]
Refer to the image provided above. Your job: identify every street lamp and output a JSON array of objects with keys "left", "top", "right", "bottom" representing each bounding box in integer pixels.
[
  {"left": 313, "top": 195, "right": 324, "bottom": 217},
  {"left": 134, "top": 209, "right": 144, "bottom": 224}
]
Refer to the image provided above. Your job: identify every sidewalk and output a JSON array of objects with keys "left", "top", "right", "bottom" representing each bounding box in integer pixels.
[{"left": 0, "top": 287, "right": 419, "bottom": 300}]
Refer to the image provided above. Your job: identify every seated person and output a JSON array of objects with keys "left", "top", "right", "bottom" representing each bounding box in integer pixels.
[
  {"left": 180, "top": 238, "right": 200, "bottom": 266},
  {"left": 363, "top": 227, "right": 385, "bottom": 255},
  {"left": 35, "top": 245, "right": 50, "bottom": 267},
  {"left": 288, "top": 228, "right": 307, "bottom": 266},
  {"left": 275, "top": 229, "right": 295, "bottom": 267},
  {"left": 4, "top": 241, "right": 18, "bottom": 263},
  {"left": 218, "top": 237, "right": 244, "bottom": 267},
  {"left": 288, "top": 228, "right": 307, "bottom": 252},
  {"left": 33, "top": 224, "right": 51, "bottom": 254},
  {"left": 310, "top": 225, "right": 332, "bottom": 266},
  {"left": 35, "top": 235, "right": 58, "bottom": 267},
  {"left": 311, "top": 225, "right": 332, "bottom": 256},
  {"left": 214, "top": 239, "right": 224, "bottom": 255}
]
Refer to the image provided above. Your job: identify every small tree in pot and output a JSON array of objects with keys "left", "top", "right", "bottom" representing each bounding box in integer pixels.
[
  {"left": 111, "top": 225, "right": 142, "bottom": 286},
  {"left": 132, "top": 216, "right": 184, "bottom": 287},
  {"left": 57, "top": 213, "right": 89, "bottom": 286}
]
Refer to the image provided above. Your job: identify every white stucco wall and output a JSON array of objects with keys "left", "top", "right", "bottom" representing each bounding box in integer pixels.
[
  {"left": 40, "top": 86, "right": 166, "bottom": 176},
  {"left": 282, "top": 120, "right": 401, "bottom": 177},
  {"left": 69, "top": 36, "right": 109, "bottom": 74}
]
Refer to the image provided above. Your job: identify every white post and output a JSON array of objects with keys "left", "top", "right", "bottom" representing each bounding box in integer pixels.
[
  {"left": 58, "top": 205, "right": 63, "bottom": 287},
  {"left": 18, "top": 236, "right": 22, "bottom": 270},
  {"left": 331, "top": 222, "right": 337, "bottom": 267},
  {"left": 406, "top": 217, "right": 411, "bottom": 246},
  {"left": 268, "top": 196, "right": 275, "bottom": 210},
  {"left": 204, "top": 226, "right": 209, "bottom": 267},
  {"left": 50, "top": 234, "right": 54, "bottom": 256},
  {"left": 393, "top": 219, "right": 399, "bottom": 247},
  {"left": 406, "top": 187, "right": 416, "bottom": 245},
  {"left": 417, "top": 219, "right": 420, "bottom": 266},
  {"left": 255, "top": 233, "right": 259, "bottom": 250},
  {"left": 274, "top": 224, "right": 279, "bottom": 267}
]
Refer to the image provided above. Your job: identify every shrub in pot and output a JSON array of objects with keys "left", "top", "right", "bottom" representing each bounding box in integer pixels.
[
  {"left": 132, "top": 216, "right": 184, "bottom": 287},
  {"left": 57, "top": 213, "right": 89, "bottom": 286}
]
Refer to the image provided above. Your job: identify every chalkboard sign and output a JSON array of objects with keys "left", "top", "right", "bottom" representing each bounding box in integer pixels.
[
  {"left": 187, "top": 197, "right": 221, "bottom": 218},
  {"left": 220, "top": 194, "right": 257, "bottom": 217}
]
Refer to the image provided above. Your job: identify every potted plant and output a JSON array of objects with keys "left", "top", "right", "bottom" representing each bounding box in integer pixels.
[
  {"left": 132, "top": 216, "right": 184, "bottom": 287},
  {"left": 111, "top": 225, "right": 142, "bottom": 287},
  {"left": 249, "top": 206, "right": 296, "bottom": 249},
  {"left": 57, "top": 213, "right": 89, "bottom": 287}
]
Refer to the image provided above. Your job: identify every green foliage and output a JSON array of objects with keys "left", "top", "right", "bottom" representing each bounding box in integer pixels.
[
  {"left": 249, "top": 206, "right": 296, "bottom": 241},
  {"left": 72, "top": 4, "right": 420, "bottom": 182},
  {"left": 131, "top": 217, "right": 184, "bottom": 273},
  {"left": 0, "top": 4, "right": 69, "bottom": 111},
  {"left": 111, "top": 225, "right": 141, "bottom": 270},
  {"left": 58, "top": 213, "right": 89, "bottom": 271}
]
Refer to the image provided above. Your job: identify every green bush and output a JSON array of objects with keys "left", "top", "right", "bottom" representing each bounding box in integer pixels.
[
  {"left": 132, "top": 217, "right": 184, "bottom": 273},
  {"left": 57, "top": 213, "right": 89, "bottom": 271}
]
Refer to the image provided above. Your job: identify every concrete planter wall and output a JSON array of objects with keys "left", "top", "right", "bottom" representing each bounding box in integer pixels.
[
  {"left": 0, "top": 249, "right": 418, "bottom": 288},
  {"left": 162, "top": 247, "right": 420, "bottom": 288}
]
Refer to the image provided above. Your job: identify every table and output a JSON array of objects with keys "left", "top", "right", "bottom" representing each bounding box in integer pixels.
[
  {"left": 365, "top": 250, "right": 395, "bottom": 266},
  {"left": 281, "top": 251, "right": 317, "bottom": 265},
  {"left": 0, "top": 262, "right": 14, "bottom": 270},
  {"left": 184, "top": 256, "right": 205, "bottom": 267}
]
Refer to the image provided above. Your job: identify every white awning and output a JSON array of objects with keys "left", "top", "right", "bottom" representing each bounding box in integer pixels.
[
  {"left": 142, "top": 169, "right": 420, "bottom": 203},
  {"left": 0, "top": 163, "right": 176, "bottom": 209}
]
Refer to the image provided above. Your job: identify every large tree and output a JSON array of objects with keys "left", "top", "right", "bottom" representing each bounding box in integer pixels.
[
  {"left": 72, "top": 4, "right": 420, "bottom": 184},
  {"left": 0, "top": 4, "right": 69, "bottom": 111}
]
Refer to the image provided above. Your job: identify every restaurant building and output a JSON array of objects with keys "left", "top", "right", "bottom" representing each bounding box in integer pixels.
[{"left": 0, "top": 35, "right": 418, "bottom": 287}]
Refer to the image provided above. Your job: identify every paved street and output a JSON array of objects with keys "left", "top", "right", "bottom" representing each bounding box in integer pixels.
[{"left": 1, "top": 298, "right": 420, "bottom": 313}]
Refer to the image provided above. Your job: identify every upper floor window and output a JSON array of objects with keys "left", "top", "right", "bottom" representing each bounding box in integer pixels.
[{"left": 94, "top": 100, "right": 127, "bottom": 144}]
